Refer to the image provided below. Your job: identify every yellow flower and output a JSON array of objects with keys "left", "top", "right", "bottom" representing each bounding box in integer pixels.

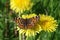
[
  {"left": 22, "top": 13, "right": 37, "bottom": 19},
  {"left": 17, "top": 14, "right": 42, "bottom": 36},
  {"left": 10, "top": 0, "right": 33, "bottom": 13},
  {"left": 18, "top": 24, "right": 42, "bottom": 36},
  {"left": 39, "top": 14, "right": 58, "bottom": 32}
]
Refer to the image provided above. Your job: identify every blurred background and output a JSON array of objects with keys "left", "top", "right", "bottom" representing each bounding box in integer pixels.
[{"left": 0, "top": 0, "right": 60, "bottom": 40}]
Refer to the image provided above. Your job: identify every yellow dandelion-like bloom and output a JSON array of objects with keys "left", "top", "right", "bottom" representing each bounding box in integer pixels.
[
  {"left": 10, "top": 0, "right": 33, "bottom": 13},
  {"left": 39, "top": 14, "right": 58, "bottom": 32},
  {"left": 17, "top": 14, "right": 42, "bottom": 36},
  {"left": 22, "top": 13, "right": 37, "bottom": 19}
]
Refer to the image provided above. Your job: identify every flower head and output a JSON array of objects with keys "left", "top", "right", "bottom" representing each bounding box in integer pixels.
[
  {"left": 10, "top": 0, "right": 33, "bottom": 13},
  {"left": 18, "top": 24, "right": 42, "bottom": 36},
  {"left": 39, "top": 14, "right": 58, "bottom": 32},
  {"left": 17, "top": 14, "right": 42, "bottom": 36}
]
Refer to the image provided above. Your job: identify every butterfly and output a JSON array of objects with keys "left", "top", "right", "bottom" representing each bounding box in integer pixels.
[{"left": 15, "top": 16, "right": 40, "bottom": 29}]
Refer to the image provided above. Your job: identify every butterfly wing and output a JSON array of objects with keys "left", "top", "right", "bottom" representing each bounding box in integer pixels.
[
  {"left": 31, "top": 16, "right": 40, "bottom": 24},
  {"left": 15, "top": 17, "right": 25, "bottom": 29},
  {"left": 27, "top": 16, "right": 40, "bottom": 29}
]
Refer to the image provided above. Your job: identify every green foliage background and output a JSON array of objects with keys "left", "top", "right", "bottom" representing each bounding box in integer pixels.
[{"left": 0, "top": 0, "right": 60, "bottom": 40}]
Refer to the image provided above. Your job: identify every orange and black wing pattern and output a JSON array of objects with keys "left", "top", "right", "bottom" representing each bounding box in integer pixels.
[
  {"left": 15, "top": 16, "right": 40, "bottom": 29},
  {"left": 27, "top": 16, "right": 40, "bottom": 29},
  {"left": 15, "top": 17, "right": 25, "bottom": 29}
]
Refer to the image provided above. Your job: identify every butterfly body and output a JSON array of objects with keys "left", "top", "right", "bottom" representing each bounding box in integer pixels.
[{"left": 15, "top": 16, "right": 39, "bottom": 29}]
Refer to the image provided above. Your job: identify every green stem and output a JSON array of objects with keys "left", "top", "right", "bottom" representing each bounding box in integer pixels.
[
  {"left": 19, "top": 30, "right": 22, "bottom": 40},
  {"left": 50, "top": 0, "right": 53, "bottom": 15}
]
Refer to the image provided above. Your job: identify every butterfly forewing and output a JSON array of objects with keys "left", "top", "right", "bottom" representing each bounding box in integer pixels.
[{"left": 15, "top": 18, "right": 24, "bottom": 29}]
